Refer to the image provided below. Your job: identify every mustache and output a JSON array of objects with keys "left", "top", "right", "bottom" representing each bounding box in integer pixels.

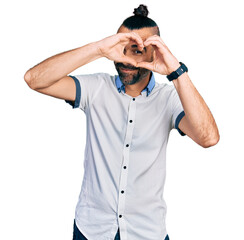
[{"left": 115, "top": 62, "right": 139, "bottom": 70}]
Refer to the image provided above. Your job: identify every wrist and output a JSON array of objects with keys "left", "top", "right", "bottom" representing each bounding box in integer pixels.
[
  {"left": 166, "top": 62, "right": 181, "bottom": 75},
  {"left": 166, "top": 62, "right": 188, "bottom": 81},
  {"left": 74, "top": 41, "right": 103, "bottom": 67},
  {"left": 87, "top": 41, "right": 105, "bottom": 59},
  {"left": 93, "top": 39, "right": 107, "bottom": 58},
  {"left": 172, "top": 71, "right": 190, "bottom": 91}
]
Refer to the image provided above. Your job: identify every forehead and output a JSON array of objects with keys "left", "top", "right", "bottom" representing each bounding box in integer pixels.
[{"left": 117, "top": 26, "right": 157, "bottom": 41}]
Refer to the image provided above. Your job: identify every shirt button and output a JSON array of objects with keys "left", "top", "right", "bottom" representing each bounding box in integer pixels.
[
  {"left": 126, "top": 144, "right": 129, "bottom": 147},
  {"left": 129, "top": 120, "right": 133, "bottom": 123},
  {"left": 121, "top": 190, "right": 124, "bottom": 194},
  {"left": 123, "top": 166, "right": 127, "bottom": 169},
  {"left": 133, "top": 98, "right": 135, "bottom": 101},
  {"left": 119, "top": 215, "right": 122, "bottom": 218}
]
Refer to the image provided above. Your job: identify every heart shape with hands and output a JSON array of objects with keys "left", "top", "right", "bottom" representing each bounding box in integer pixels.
[
  {"left": 98, "top": 32, "right": 181, "bottom": 76},
  {"left": 135, "top": 36, "right": 181, "bottom": 76}
]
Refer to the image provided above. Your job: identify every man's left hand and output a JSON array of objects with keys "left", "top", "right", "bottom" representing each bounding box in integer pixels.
[{"left": 136, "top": 35, "right": 181, "bottom": 76}]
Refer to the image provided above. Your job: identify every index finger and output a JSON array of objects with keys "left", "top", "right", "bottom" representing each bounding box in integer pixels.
[
  {"left": 121, "top": 32, "right": 144, "bottom": 50},
  {"left": 144, "top": 35, "right": 165, "bottom": 45}
]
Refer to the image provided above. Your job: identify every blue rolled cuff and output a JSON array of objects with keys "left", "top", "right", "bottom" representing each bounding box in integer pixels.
[
  {"left": 65, "top": 75, "right": 81, "bottom": 109},
  {"left": 175, "top": 111, "right": 186, "bottom": 136}
]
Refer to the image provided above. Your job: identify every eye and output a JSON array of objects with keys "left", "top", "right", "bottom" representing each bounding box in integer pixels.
[{"left": 134, "top": 50, "right": 143, "bottom": 55}]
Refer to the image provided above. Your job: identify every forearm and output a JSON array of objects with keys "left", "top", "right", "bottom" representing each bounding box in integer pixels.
[
  {"left": 24, "top": 41, "right": 102, "bottom": 89},
  {"left": 172, "top": 72, "right": 220, "bottom": 144}
]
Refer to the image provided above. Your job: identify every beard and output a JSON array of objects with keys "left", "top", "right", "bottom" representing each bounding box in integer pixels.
[{"left": 114, "top": 62, "right": 151, "bottom": 86}]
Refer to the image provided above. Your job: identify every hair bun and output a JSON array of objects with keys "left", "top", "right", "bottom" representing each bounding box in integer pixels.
[{"left": 133, "top": 4, "right": 149, "bottom": 17}]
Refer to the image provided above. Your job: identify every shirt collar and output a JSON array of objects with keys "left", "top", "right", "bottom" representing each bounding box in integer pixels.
[{"left": 115, "top": 72, "right": 155, "bottom": 97}]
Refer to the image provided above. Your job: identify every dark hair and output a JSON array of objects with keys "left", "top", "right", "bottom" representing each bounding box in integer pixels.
[{"left": 121, "top": 4, "right": 160, "bottom": 36}]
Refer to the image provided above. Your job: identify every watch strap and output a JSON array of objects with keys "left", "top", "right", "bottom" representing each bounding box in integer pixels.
[{"left": 167, "top": 62, "right": 188, "bottom": 81}]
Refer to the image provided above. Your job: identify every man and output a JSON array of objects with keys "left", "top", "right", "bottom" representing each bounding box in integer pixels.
[{"left": 24, "top": 4, "right": 220, "bottom": 240}]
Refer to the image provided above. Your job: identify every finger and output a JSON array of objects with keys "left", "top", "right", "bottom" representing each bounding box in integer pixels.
[
  {"left": 144, "top": 39, "right": 162, "bottom": 48},
  {"left": 153, "top": 50, "right": 156, "bottom": 61},
  {"left": 136, "top": 61, "right": 154, "bottom": 71},
  {"left": 144, "top": 37, "right": 172, "bottom": 54},
  {"left": 143, "top": 40, "right": 167, "bottom": 54},
  {"left": 122, "top": 32, "right": 144, "bottom": 50},
  {"left": 144, "top": 35, "right": 165, "bottom": 45},
  {"left": 121, "top": 56, "right": 138, "bottom": 66}
]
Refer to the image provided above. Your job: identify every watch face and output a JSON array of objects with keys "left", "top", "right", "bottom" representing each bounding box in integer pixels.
[
  {"left": 167, "top": 62, "right": 187, "bottom": 81},
  {"left": 181, "top": 63, "right": 188, "bottom": 72},
  {"left": 176, "top": 67, "right": 184, "bottom": 75}
]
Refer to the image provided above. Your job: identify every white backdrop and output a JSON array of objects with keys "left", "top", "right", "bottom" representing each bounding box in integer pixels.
[{"left": 1, "top": 0, "right": 243, "bottom": 239}]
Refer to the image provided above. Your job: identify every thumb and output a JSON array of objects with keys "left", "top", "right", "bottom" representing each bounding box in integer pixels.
[
  {"left": 121, "top": 56, "right": 138, "bottom": 67},
  {"left": 136, "top": 62, "right": 154, "bottom": 71}
]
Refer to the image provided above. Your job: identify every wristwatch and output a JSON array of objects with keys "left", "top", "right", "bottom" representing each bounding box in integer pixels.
[{"left": 166, "top": 62, "right": 188, "bottom": 81}]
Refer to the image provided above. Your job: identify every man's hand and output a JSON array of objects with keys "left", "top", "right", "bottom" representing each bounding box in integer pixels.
[
  {"left": 136, "top": 35, "right": 181, "bottom": 75},
  {"left": 137, "top": 36, "right": 219, "bottom": 148},
  {"left": 97, "top": 32, "right": 144, "bottom": 66}
]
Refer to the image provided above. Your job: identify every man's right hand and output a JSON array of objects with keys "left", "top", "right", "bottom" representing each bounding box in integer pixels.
[
  {"left": 24, "top": 32, "right": 144, "bottom": 104},
  {"left": 96, "top": 32, "right": 144, "bottom": 66}
]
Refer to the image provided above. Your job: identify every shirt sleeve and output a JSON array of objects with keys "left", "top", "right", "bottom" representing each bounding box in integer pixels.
[
  {"left": 65, "top": 73, "right": 104, "bottom": 112},
  {"left": 170, "top": 87, "right": 186, "bottom": 136}
]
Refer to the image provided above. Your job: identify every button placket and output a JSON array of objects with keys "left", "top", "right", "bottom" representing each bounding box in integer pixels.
[{"left": 117, "top": 97, "right": 137, "bottom": 240}]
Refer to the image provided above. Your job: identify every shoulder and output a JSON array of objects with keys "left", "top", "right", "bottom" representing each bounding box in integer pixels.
[
  {"left": 71, "top": 72, "right": 114, "bottom": 89},
  {"left": 73, "top": 72, "right": 111, "bottom": 80},
  {"left": 155, "top": 80, "right": 175, "bottom": 97}
]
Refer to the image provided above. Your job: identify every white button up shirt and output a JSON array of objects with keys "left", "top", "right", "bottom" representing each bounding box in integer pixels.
[{"left": 65, "top": 72, "right": 185, "bottom": 240}]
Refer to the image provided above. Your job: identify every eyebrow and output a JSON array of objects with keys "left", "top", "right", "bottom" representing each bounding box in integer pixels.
[{"left": 131, "top": 44, "right": 147, "bottom": 52}]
